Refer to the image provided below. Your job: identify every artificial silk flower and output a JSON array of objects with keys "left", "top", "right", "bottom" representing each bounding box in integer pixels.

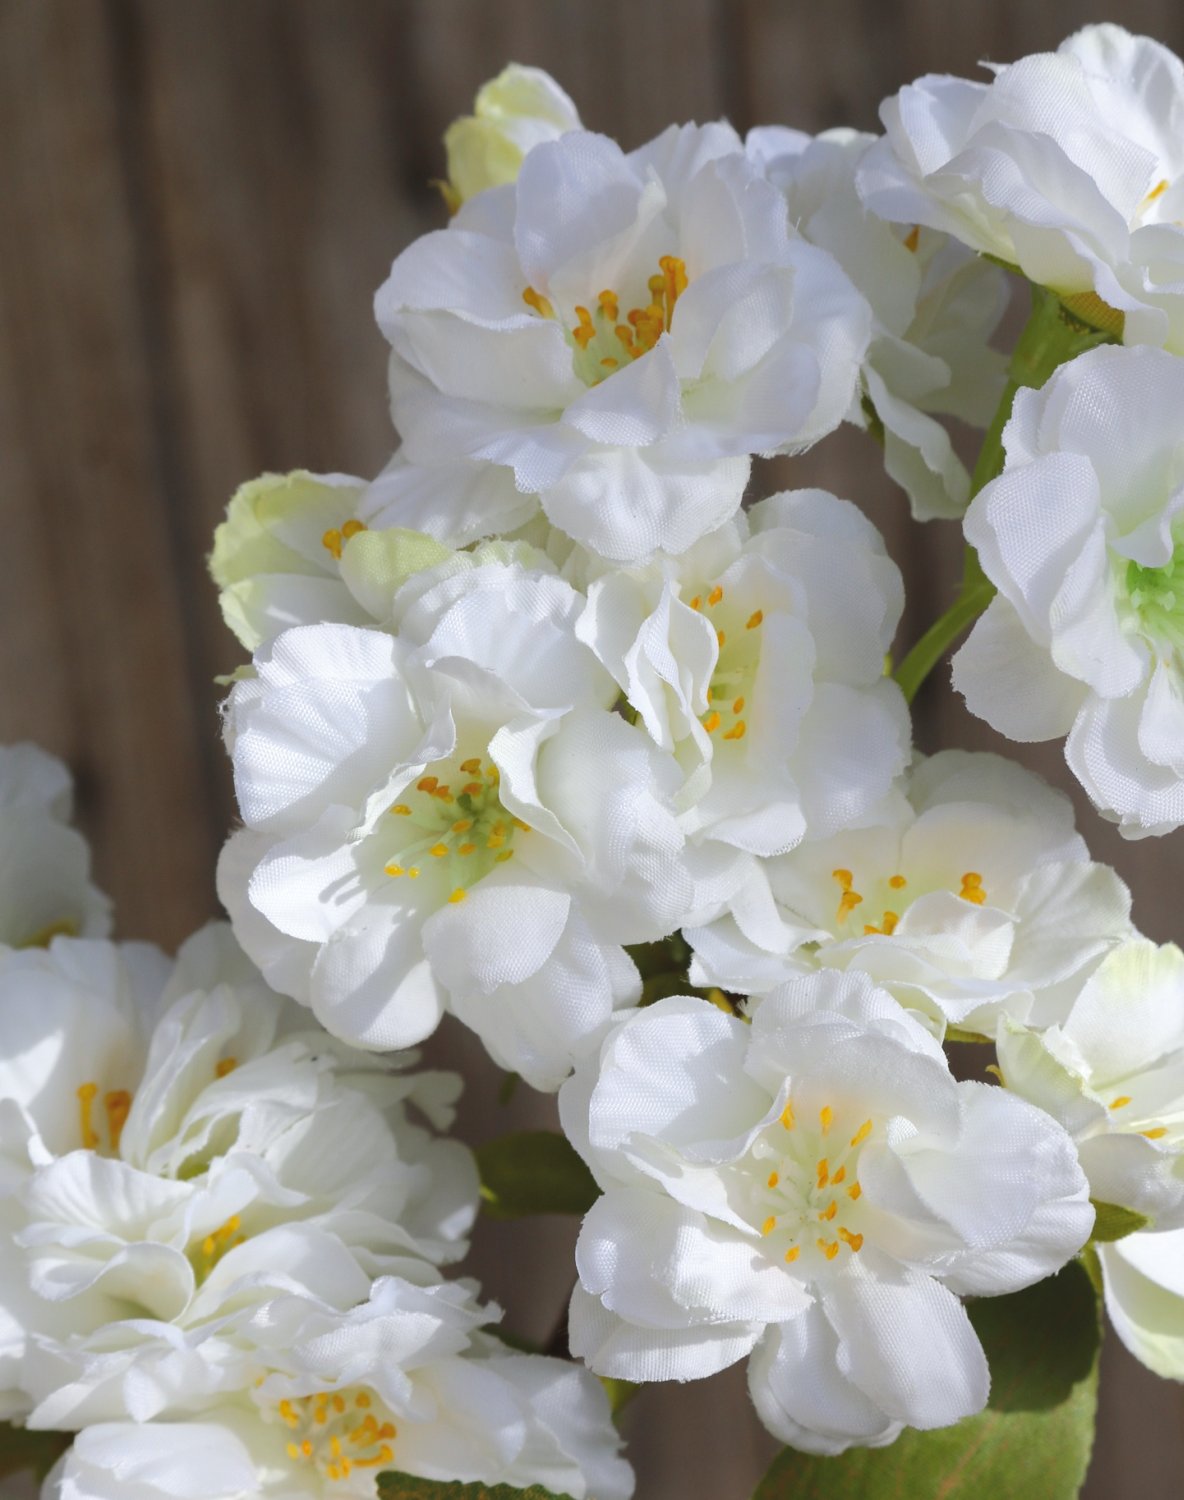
[
  {"left": 560, "top": 974, "right": 1091, "bottom": 1456},
  {"left": 748, "top": 126, "right": 1008, "bottom": 519},
  {"left": 858, "top": 24, "right": 1184, "bottom": 350},
  {"left": 375, "top": 120, "right": 871, "bottom": 563},
  {"left": 686, "top": 750, "right": 1132, "bottom": 1036},
  {"left": 0, "top": 924, "right": 477, "bottom": 1420},
  {"left": 0, "top": 744, "right": 111, "bottom": 950},
  {"left": 442, "top": 62, "right": 582, "bottom": 210},
  {"left": 577, "top": 490, "right": 909, "bottom": 863},
  {"left": 953, "top": 344, "right": 1184, "bottom": 837},
  {"left": 40, "top": 1274, "right": 634, "bottom": 1499},
  {"left": 210, "top": 467, "right": 560, "bottom": 655},
  {"left": 998, "top": 938, "right": 1184, "bottom": 1226},
  {"left": 219, "top": 553, "right": 694, "bottom": 1089},
  {"left": 1098, "top": 1226, "right": 1184, "bottom": 1380}
]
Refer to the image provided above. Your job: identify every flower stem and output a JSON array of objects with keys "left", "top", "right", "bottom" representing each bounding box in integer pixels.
[{"left": 893, "top": 285, "right": 1118, "bottom": 705}]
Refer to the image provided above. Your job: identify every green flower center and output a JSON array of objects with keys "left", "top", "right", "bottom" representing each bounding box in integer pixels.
[
  {"left": 382, "top": 754, "right": 524, "bottom": 906},
  {"left": 1125, "top": 540, "right": 1184, "bottom": 657}
]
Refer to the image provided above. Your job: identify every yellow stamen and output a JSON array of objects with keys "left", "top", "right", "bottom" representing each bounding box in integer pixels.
[
  {"left": 848, "top": 1182, "right": 862, "bottom": 1201},
  {"left": 459, "top": 757, "right": 482, "bottom": 775},
  {"left": 746, "top": 609, "right": 763, "bottom": 630},
  {"left": 1109, "top": 1096, "right": 1132, "bottom": 1111},
  {"left": 850, "top": 1119, "right": 873, "bottom": 1147},
  {"left": 452, "top": 818, "right": 473, "bottom": 833},
  {"left": 837, "top": 889, "right": 864, "bottom": 921},
  {"left": 457, "top": 843, "right": 476, "bottom": 856},
  {"left": 784, "top": 1245, "right": 800, "bottom": 1263},
  {"left": 416, "top": 776, "right": 437, "bottom": 793},
  {"left": 819, "top": 1201, "right": 837, "bottom": 1221},
  {"left": 959, "top": 871, "right": 987, "bottom": 905},
  {"left": 104, "top": 1090, "right": 132, "bottom": 1153},
  {"left": 341, "top": 519, "right": 366, "bottom": 541},
  {"left": 573, "top": 305, "right": 596, "bottom": 348},
  {"left": 732, "top": 696, "right": 745, "bottom": 714},
  {"left": 430, "top": 844, "right": 449, "bottom": 858},
  {"left": 838, "top": 1227, "right": 864, "bottom": 1252},
  {"left": 522, "top": 286, "right": 555, "bottom": 319},
  {"left": 717, "top": 629, "right": 726, "bottom": 647},
  {"left": 496, "top": 849, "right": 514, "bottom": 862},
  {"left": 384, "top": 864, "right": 405, "bottom": 877},
  {"left": 817, "top": 1238, "right": 840, "bottom": 1261},
  {"left": 215, "top": 1057, "right": 237, "bottom": 1079},
  {"left": 321, "top": 528, "right": 343, "bottom": 560},
  {"left": 767, "top": 1171, "right": 779, "bottom": 1188},
  {"left": 1143, "top": 1127, "right": 1168, "bottom": 1139},
  {"left": 1146, "top": 178, "right": 1169, "bottom": 202},
  {"left": 448, "top": 888, "right": 467, "bottom": 904},
  {"left": 689, "top": 595, "right": 702, "bottom": 611},
  {"left": 888, "top": 874, "right": 907, "bottom": 890},
  {"left": 816, "top": 1158, "right": 830, "bottom": 1188},
  {"left": 903, "top": 224, "right": 921, "bottom": 252},
  {"left": 832, "top": 1165, "right": 846, "bottom": 1185},
  {"left": 761, "top": 1215, "right": 777, "bottom": 1236},
  {"left": 780, "top": 1100, "right": 795, "bottom": 1130},
  {"left": 598, "top": 289, "right": 619, "bottom": 321},
  {"left": 407, "top": 867, "right": 420, "bottom": 878},
  {"left": 77, "top": 1082, "right": 100, "bottom": 1150},
  {"left": 703, "top": 710, "right": 721, "bottom": 733},
  {"left": 722, "top": 720, "right": 746, "bottom": 741},
  {"left": 707, "top": 585, "right": 724, "bottom": 607},
  {"left": 390, "top": 803, "right": 411, "bottom": 816},
  {"left": 832, "top": 868, "right": 853, "bottom": 890},
  {"left": 820, "top": 1106, "right": 833, "bottom": 1134}
]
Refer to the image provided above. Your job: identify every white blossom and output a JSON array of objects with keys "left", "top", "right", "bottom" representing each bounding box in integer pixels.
[
  {"left": 219, "top": 551, "right": 693, "bottom": 1089},
  {"left": 375, "top": 122, "right": 871, "bottom": 563},
  {"left": 577, "top": 490, "right": 909, "bottom": 870},
  {"left": 1098, "top": 1226, "right": 1184, "bottom": 1380},
  {"left": 0, "top": 745, "right": 111, "bottom": 951},
  {"left": 0, "top": 925, "right": 476, "bottom": 1422},
  {"left": 953, "top": 344, "right": 1184, "bottom": 836},
  {"left": 687, "top": 750, "right": 1131, "bottom": 1037},
  {"left": 998, "top": 938, "right": 1184, "bottom": 1226},
  {"left": 40, "top": 1273, "right": 633, "bottom": 1499},
  {"left": 443, "top": 63, "right": 582, "bottom": 209},
  {"left": 858, "top": 24, "right": 1184, "bottom": 350},
  {"left": 748, "top": 126, "right": 1008, "bottom": 518},
  {"left": 560, "top": 974, "right": 1091, "bottom": 1455}
]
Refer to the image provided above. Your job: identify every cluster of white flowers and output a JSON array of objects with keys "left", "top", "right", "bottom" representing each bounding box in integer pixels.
[
  {"left": 0, "top": 748, "right": 630, "bottom": 1497},
  {"left": 12, "top": 25, "right": 1184, "bottom": 1498}
]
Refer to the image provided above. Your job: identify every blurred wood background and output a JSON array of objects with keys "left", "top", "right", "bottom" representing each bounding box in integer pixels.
[{"left": 2, "top": 1, "right": 1184, "bottom": 1495}]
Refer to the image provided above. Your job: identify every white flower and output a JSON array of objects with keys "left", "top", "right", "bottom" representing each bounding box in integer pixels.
[
  {"left": 40, "top": 1273, "right": 634, "bottom": 1499},
  {"left": 748, "top": 126, "right": 1008, "bottom": 518},
  {"left": 443, "top": 63, "right": 582, "bottom": 208},
  {"left": 577, "top": 489, "right": 909, "bottom": 868},
  {"left": 220, "top": 553, "right": 693, "bottom": 1089},
  {"left": 953, "top": 344, "right": 1184, "bottom": 836},
  {"left": 1098, "top": 1226, "right": 1184, "bottom": 1379},
  {"left": 0, "top": 924, "right": 476, "bottom": 1420},
  {"left": 0, "top": 744, "right": 111, "bottom": 950},
  {"left": 858, "top": 24, "right": 1184, "bottom": 350},
  {"left": 686, "top": 750, "right": 1132, "bottom": 1037},
  {"left": 375, "top": 122, "right": 871, "bottom": 562},
  {"left": 998, "top": 938, "right": 1184, "bottom": 1226},
  {"left": 210, "top": 467, "right": 559, "bottom": 654},
  {"left": 560, "top": 974, "right": 1091, "bottom": 1455}
]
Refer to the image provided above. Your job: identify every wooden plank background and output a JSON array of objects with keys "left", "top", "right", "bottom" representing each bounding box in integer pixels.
[{"left": 2, "top": 1, "right": 1183, "bottom": 1494}]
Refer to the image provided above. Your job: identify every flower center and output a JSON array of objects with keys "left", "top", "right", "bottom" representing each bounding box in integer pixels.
[
  {"left": 1125, "top": 540, "right": 1184, "bottom": 658},
  {"left": 691, "top": 584, "right": 765, "bottom": 744},
  {"left": 830, "top": 866, "right": 986, "bottom": 936},
  {"left": 748, "top": 1100, "right": 871, "bottom": 1267},
  {"left": 320, "top": 518, "right": 366, "bottom": 561},
  {"left": 276, "top": 1389, "right": 396, "bottom": 1484},
  {"left": 522, "top": 255, "right": 688, "bottom": 387},
  {"left": 76, "top": 1082, "right": 132, "bottom": 1155},
  {"left": 383, "top": 755, "right": 524, "bottom": 906}
]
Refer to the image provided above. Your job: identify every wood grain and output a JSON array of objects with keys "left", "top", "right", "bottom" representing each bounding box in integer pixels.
[{"left": 1, "top": 2, "right": 1181, "bottom": 1495}]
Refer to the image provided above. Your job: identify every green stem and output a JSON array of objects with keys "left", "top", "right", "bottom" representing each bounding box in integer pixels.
[{"left": 893, "top": 286, "right": 1118, "bottom": 705}]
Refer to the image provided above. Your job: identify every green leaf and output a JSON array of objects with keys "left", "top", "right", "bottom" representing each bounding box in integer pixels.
[
  {"left": 476, "top": 1131, "right": 598, "bottom": 1219},
  {"left": 0, "top": 1424, "right": 71, "bottom": 1482},
  {"left": 378, "top": 1476, "right": 569, "bottom": 1499},
  {"left": 1089, "top": 1200, "right": 1151, "bottom": 1243},
  {"left": 752, "top": 1260, "right": 1101, "bottom": 1500}
]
